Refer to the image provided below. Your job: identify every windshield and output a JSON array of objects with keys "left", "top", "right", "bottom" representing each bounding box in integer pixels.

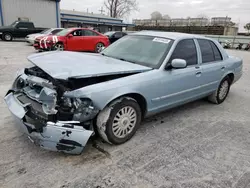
[
  {"left": 10, "top": 21, "right": 19, "bottom": 27},
  {"left": 40, "top": 28, "right": 53, "bottom": 34},
  {"left": 104, "top": 31, "right": 116, "bottom": 36},
  {"left": 102, "top": 35, "right": 173, "bottom": 68},
  {"left": 56, "top": 28, "right": 73, "bottom": 36}
]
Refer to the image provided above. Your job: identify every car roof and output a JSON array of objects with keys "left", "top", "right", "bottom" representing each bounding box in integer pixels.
[{"left": 132, "top": 31, "right": 207, "bottom": 40}]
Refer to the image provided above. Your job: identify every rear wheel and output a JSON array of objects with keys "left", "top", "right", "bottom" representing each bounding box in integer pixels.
[
  {"left": 54, "top": 43, "right": 64, "bottom": 51},
  {"left": 3, "top": 33, "right": 13, "bottom": 41},
  {"left": 95, "top": 42, "right": 104, "bottom": 53},
  {"left": 208, "top": 76, "right": 231, "bottom": 104}
]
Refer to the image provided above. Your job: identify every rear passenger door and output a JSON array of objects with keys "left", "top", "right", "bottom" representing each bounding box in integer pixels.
[
  {"left": 82, "top": 30, "right": 99, "bottom": 51},
  {"left": 197, "top": 39, "right": 225, "bottom": 93}
]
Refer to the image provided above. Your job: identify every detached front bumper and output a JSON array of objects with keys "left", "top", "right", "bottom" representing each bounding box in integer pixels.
[{"left": 4, "top": 92, "right": 93, "bottom": 155}]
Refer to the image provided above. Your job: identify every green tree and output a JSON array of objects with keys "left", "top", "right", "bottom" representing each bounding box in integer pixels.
[{"left": 244, "top": 23, "right": 250, "bottom": 34}]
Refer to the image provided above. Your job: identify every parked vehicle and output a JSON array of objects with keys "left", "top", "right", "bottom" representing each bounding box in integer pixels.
[
  {"left": 33, "top": 28, "right": 110, "bottom": 52},
  {"left": 236, "top": 43, "right": 243, "bottom": 50},
  {"left": 5, "top": 32, "right": 243, "bottom": 154},
  {"left": 223, "top": 40, "right": 232, "bottom": 49},
  {"left": 0, "top": 21, "right": 46, "bottom": 41},
  {"left": 25, "top": 28, "right": 64, "bottom": 45},
  {"left": 104, "top": 31, "right": 127, "bottom": 43},
  {"left": 245, "top": 43, "right": 250, "bottom": 51}
]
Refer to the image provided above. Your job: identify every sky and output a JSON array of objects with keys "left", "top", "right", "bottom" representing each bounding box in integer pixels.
[{"left": 61, "top": 0, "right": 250, "bottom": 32}]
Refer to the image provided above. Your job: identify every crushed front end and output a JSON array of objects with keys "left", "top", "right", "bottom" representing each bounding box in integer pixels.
[{"left": 4, "top": 66, "right": 99, "bottom": 154}]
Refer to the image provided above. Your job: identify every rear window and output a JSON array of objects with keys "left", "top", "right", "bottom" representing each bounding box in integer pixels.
[{"left": 198, "top": 39, "right": 222, "bottom": 63}]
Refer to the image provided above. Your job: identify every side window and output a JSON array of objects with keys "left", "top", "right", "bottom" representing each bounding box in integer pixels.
[
  {"left": 198, "top": 39, "right": 215, "bottom": 63},
  {"left": 114, "top": 32, "right": 122, "bottom": 38},
  {"left": 83, "top": 30, "right": 98, "bottom": 36},
  {"left": 17, "top": 23, "right": 30, "bottom": 29},
  {"left": 169, "top": 39, "right": 197, "bottom": 66},
  {"left": 71, "top": 30, "right": 82, "bottom": 36},
  {"left": 210, "top": 41, "right": 223, "bottom": 61}
]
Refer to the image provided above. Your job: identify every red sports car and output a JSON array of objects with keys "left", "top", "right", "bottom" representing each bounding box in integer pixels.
[{"left": 33, "top": 28, "right": 110, "bottom": 53}]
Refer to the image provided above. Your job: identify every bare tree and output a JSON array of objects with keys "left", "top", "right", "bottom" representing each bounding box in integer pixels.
[
  {"left": 151, "top": 11, "right": 162, "bottom": 20},
  {"left": 244, "top": 23, "right": 250, "bottom": 34},
  {"left": 162, "top": 14, "right": 171, "bottom": 20},
  {"left": 104, "top": 0, "right": 138, "bottom": 18}
]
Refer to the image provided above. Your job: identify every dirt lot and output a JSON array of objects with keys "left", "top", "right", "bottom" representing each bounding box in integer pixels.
[{"left": 1, "top": 41, "right": 250, "bottom": 188}]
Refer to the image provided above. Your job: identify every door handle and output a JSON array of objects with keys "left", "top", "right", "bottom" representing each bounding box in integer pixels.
[
  {"left": 221, "top": 66, "right": 225, "bottom": 71},
  {"left": 196, "top": 71, "right": 202, "bottom": 76}
]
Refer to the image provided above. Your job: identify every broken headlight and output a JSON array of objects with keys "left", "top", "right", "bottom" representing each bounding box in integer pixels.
[
  {"left": 61, "top": 97, "right": 99, "bottom": 122},
  {"left": 12, "top": 74, "right": 28, "bottom": 90}
]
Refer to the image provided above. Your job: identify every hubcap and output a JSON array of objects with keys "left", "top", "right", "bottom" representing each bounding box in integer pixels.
[
  {"left": 96, "top": 43, "right": 104, "bottom": 53},
  {"left": 112, "top": 106, "right": 137, "bottom": 138},
  {"left": 219, "top": 81, "right": 229, "bottom": 100},
  {"left": 5, "top": 34, "right": 11, "bottom": 41},
  {"left": 55, "top": 44, "right": 64, "bottom": 51}
]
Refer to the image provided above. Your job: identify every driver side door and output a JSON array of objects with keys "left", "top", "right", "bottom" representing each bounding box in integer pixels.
[
  {"left": 151, "top": 39, "right": 204, "bottom": 111},
  {"left": 66, "top": 29, "right": 83, "bottom": 51}
]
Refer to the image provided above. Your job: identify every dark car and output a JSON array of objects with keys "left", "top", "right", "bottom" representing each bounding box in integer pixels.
[
  {"left": 0, "top": 21, "right": 46, "bottom": 41},
  {"left": 104, "top": 31, "right": 127, "bottom": 43}
]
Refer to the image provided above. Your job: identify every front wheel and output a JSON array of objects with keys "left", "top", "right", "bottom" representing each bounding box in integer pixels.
[
  {"left": 54, "top": 43, "right": 64, "bottom": 51},
  {"left": 208, "top": 77, "right": 231, "bottom": 104},
  {"left": 96, "top": 97, "right": 142, "bottom": 145},
  {"left": 95, "top": 42, "right": 104, "bottom": 53},
  {"left": 3, "top": 33, "right": 13, "bottom": 41}
]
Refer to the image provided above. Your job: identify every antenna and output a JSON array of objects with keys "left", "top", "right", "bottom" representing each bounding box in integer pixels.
[{"left": 99, "top": 7, "right": 105, "bottom": 14}]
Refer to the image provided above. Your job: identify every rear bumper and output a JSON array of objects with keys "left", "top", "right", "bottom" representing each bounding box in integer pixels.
[{"left": 4, "top": 92, "right": 93, "bottom": 155}]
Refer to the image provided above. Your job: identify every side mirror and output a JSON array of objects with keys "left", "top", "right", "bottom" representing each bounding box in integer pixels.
[
  {"left": 171, "top": 59, "right": 187, "bottom": 69},
  {"left": 68, "top": 34, "right": 73, "bottom": 38}
]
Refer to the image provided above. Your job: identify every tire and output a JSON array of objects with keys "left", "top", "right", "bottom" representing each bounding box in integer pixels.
[
  {"left": 54, "top": 43, "right": 64, "bottom": 51},
  {"left": 3, "top": 33, "right": 13, "bottom": 41},
  {"left": 96, "top": 97, "right": 142, "bottom": 145},
  {"left": 208, "top": 76, "right": 231, "bottom": 104},
  {"left": 95, "top": 42, "right": 104, "bottom": 53}
]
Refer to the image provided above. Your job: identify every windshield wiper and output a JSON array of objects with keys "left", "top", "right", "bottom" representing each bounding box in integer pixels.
[{"left": 118, "top": 58, "right": 136, "bottom": 64}]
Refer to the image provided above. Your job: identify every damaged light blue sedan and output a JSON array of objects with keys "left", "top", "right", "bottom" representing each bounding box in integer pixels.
[{"left": 5, "top": 31, "right": 243, "bottom": 154}]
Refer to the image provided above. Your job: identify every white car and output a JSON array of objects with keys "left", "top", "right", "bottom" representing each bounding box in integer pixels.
[{"left": 25, "top": 28, "right": 63, "bottom": 45}]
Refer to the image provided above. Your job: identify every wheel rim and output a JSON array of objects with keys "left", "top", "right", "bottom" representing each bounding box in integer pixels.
[
  {"left": 5, "top": 34, "right": 11, "bottom": 41},
  {"left": 112, "top": 106, "right": 137, "bottom": 138},
  {"left": 55, "top": 44, "right": 64, "bottom": 51},
  {"left": 219, "top": 81, "right": 229, "bottom": 100},
  {"left": 96, "top": 43, "right": 104, "bottom": 53}
]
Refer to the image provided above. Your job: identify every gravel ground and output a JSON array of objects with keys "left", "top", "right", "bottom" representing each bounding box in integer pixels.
[{"left": 1, "top": 41, "right": 250, "bottom": 188}]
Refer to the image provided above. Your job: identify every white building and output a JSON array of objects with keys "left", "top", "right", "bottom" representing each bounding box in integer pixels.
[
  {"left": 211, "top": 17, "right": 232, "bottom": 26},
  {"left": 0, "top": 0, "right": 61, "bottom": 27}
]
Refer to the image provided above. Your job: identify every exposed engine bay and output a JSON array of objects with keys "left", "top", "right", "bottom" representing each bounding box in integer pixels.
[
  {"left": 13, "top": 66, "right": 138, "bottom": 131},
  {"left": 5, "top": 65, "right": 143, "bottom": 154}
]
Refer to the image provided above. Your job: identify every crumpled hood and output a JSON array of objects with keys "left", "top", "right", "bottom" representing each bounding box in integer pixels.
[
  {"left": 27, "top": 51, "right": 152, "bottom": 80},
  {"left": 35, "top": 35, "right": 61, "bottom": 42}
]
